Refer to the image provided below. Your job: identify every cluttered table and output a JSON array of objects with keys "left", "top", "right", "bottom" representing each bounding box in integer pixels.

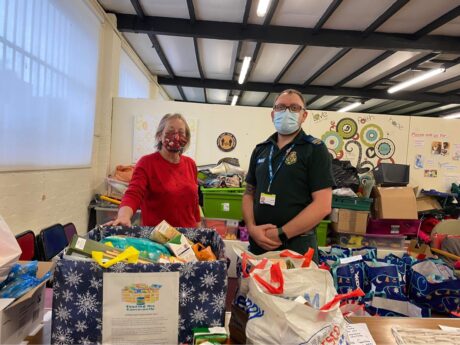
[{"left": 348, "top": 316, "right": 460, "bottom": 344}]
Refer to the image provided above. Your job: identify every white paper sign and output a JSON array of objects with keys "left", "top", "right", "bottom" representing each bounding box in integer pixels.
[
  {"left": 346, "top": 323, "right": 376, "bottom": 345},
  {"left": 102, "top": 272, "right": 179, "bottom": 345}
]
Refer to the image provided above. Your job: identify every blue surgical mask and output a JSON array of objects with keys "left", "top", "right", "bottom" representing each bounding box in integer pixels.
[{"left": 273, "top": 110, "right": 300, "bottom": 135}]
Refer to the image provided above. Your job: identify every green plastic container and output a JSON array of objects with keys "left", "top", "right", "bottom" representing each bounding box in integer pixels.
[
  {"left": 332, "top": 195, "right": 373, "bottom": 211},
  {"left": 201, "top": 187, "right": 245, "bottom": 220},
  {"left": 316, "top": 220, "right": 330, "bottom": 247}
]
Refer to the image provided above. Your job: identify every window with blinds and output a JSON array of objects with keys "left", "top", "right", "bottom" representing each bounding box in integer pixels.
[{"left": 0, "top": 0, "right": 101, "bottom": 170}]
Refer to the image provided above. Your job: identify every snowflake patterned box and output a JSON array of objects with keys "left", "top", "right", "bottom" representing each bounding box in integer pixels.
[
  {"left": 0, "top": 261, "right": 53, "bottom": 345},
  {"left": 51, "top": 226, "right": 228, "bottom": 345}
]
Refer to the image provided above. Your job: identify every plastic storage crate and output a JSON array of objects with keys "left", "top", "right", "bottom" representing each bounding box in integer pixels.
[
  {"left": 332, "top": 195, "right": 373, "bottom": 211},
  {"left": 316, "top": 220, "right": 330, "bottom": 246},
  {"left": 366, "top": 218, "right": 421, "bottom": 236},
  {"left": 201, "top": 187, "right": 244, "bottom": 220},
  {"left": 333, "top": 232, "right": 406, "bottom": 249}
]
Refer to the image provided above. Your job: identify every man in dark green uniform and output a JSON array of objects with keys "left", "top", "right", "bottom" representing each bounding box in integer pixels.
[{"left": 242, "top": 89, "right": 334, "bottom": 262}]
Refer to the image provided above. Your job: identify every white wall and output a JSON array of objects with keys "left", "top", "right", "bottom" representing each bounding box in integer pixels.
[
  {"left": 111, "top": 98, "right": 460, "bottom": 193},
  {"left": 111, "top": 99, "right": 278, "bottom": 171}
]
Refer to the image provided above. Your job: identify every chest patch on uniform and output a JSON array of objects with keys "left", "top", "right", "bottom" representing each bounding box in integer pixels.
[
  {"left": 257, "top": 157, "right": 266, "bottom": 164},
  {"left": 285, "top": 151, "right": 297, "bottom": 165}
]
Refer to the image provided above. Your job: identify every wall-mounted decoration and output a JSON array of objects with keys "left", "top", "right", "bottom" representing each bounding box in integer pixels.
[
  {"left": 424, "top": 169, "right": 438, "bottom": 178},
  {"left": 217, "top": 132, "right": 237, "bottom": 152}
]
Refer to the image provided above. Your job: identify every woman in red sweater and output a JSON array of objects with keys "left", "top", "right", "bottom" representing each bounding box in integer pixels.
[{"left": 109, "top": 113, "right": 201, "bottom": 228}]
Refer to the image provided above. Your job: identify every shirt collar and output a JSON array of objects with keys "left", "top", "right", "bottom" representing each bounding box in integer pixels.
[{"left": 266, "top": 129, "right": 307, "bottom": 146}]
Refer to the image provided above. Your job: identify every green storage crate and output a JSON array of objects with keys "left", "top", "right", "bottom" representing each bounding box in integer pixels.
[
  {"left": 316, "top": 220, "right": 330, "bottom": 247},
  {"left": 332, "top": 195, "right": 373, "bottom": 211},
  {"left": 201, "top": 187, "right": 244, "bottom": 220}
]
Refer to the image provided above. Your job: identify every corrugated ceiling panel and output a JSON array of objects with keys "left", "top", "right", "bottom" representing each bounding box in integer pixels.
[
  {"left": 394, "top": 102, "right": 438, "bottom": 115},
  {"left": 394, "top": 64, "right": 460, "bottom": 92},
  {"left": 309, "top": 96, "right": 340, "bottom": 108},
  {"left": 198, "top": 39, "right": 237, "bottom": 80},
  {"left": 98, "top": 0, "right": 136, "bottom": 14},
  {"left": 377, "top": 0, "right": 460, "bottom": 34},
  {"left": 194, "top": 0, "right": 246, "bottom": 22},
  {"left": 261, "top": 93, "right": 277, "bottom": 107},
  {"left": 182, "top": 87, "right": 205, "bottom": 103},
  {"left": 279, "top": 46, "right": 343, "bottom": 84},
  {"left": 431, "top": 16, "right": 460, "bottom": 36},
  {"left": 156, "top": 35, "right": 200, "bottom": 78},
  {"left": 250, "top": 43, "right": 300, "bottom": 83},
  {"left": 123, "top": 33, "right": 168, "bottom": 75},
  {"left": 343, "top": 51, "right": 424, "bottom": 88},
  {"left": 432, "top": 80, "right": 460, "bottom": 94},
  {"left": 354, "top": 99, "right": 389, "bottom": 113},
  {"left": 240, "top": 91, "right": 269, "bottom": 106},
  {"left": 270, "top": 0, "right": 335, "bottom": 28},
  {"left": 323, "top": 0, "right": 395, "bottom": 31},
  {"left": 312, "top": 49, "right": 384, "bottom": 86},
  {"left": 206, "top": 89, "right": 229, "bottom": 103},
  {"left": 416, "top": 103, "right": 460, "bottom": 115},
  {"left": 141, "top": 0, "right": 189, "bottom": 18},
  {"left": 162, "top": 85, "right": 183, "bottom": 100},
  {"left": 369, "top": 100, "right": 408, "bottom": 113}
]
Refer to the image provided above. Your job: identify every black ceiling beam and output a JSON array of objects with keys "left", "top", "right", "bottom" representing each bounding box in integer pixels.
[
  {"left": 365, "top": 52, "right": 438, "bottom": 88},
  {"left": 130, "top": 0, "right": 144, "bottom": 19},
  {"left": 302, "top": 48, "right": 351, "bottom": 86},
  {"left": 363, "top": 0, "right": 409, "bottom": 36},
  {"left": 115, "top": 14, "right": 460, "bottom": 53},
  {"left": 157, "top": 76, "right": 460, "bottom": 104},
  {"left": 186, "top": 0, "right": 196, "bottom": 24},
  {"left": 335, "top": 51, "right": 396, "bottom": 87},
  {"left": 321, "top": 97, "right": 348, "bottom": 110},
  {"left": 414, "top": 5, "right": 460, "bottom": 38},
  {"left": 313, "top": 0, "right": 342, "bottom": 34},
  {"left": 307, "top": 95, "right": 323, "bottom": 106},
  {"left": 404, "top": 103, "right": 442, "bottom": 115}
]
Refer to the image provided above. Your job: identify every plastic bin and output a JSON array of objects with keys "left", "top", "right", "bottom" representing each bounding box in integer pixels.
[
  {"left": 366, "top": 218, "right": 421, "bottom": 236},
  {"left": 332, "top": 195, "right": 373, "bottom": 211},
  {"left": 201, "top": 187, "right": 244, "bottom": 220},
  {"left": 333, "top": 232, "right": 406, "bottom": 249},
  {"left": 316, "top": 220, "right": 330, "bottom": 246},
  {"left": 373, "top": 163, "right": 409, "bottom": 187},
  {"left": 94, "top": 206, "right": 141, "bottom": 225}
]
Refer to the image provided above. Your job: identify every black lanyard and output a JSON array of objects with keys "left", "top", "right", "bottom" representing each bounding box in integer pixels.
[{"left": 267, "top": 143, "right": 295, "bottom": 192}]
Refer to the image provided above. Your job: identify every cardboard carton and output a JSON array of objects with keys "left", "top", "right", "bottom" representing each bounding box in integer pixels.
[
  {"left": 416, "top": 195, "right": 442, "bottom": 213},
  {"left": 372, "top": 186, "right": 418, "bottom": 220},
  {"left": 0, "top": 261, "right": 53, "bottom": 345},
  {"left": 330, "top": 209, "right": 369, "bottom": 234}
]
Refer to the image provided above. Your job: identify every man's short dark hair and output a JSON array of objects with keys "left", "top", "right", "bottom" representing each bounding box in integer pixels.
[{"left": 274, "top": 89, "right": 306, "bottom": 107}]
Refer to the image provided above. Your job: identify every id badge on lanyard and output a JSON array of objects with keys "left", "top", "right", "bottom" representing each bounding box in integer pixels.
[{"left": 259, "top": 143, "right": 295, "bottom": 206}]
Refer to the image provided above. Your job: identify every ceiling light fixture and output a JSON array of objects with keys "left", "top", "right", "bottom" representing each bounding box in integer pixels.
[
  {"left": 231, "top": 95, "right": 238, "bottom": 106},
  {"left": 257, "top": 0, "right": 271, "bottom": 17},
  {"left": 442, "top": 112, "right": 460, "bottom": 119},
  {"left": 238, "top": 56, "right": 252, "bottom": 84},
  {"left": 338, "top": 102, "right": 362, "bottom": 113},
  {"left": 388, "top": 67, "right": 446, "bottom": 94}
]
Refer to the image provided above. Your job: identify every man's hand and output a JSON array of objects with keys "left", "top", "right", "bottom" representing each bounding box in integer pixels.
[
  {"left": 248, "top": 224, "right": 281, "bottom": 251},
  {"left": 265, "top": 227, "right": 283, "bottom": 244}
]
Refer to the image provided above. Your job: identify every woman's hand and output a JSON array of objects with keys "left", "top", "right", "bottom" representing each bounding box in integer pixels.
[{"left": 103, "top": 206, "right": 134, "bottom": 227}]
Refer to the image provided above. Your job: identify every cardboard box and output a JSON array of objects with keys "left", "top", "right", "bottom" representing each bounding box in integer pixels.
[
  {"left": 0, "top": 261, "right": 53, "bottom": 345},
  {"left": 330, "top": 208, "right": 369, "bottom": 234},
  {"left": 416, "top": 195, "right": 442, "bottom": 212},
  {"left": 372, "top": 186, "right": 418, "bottom": 220}
]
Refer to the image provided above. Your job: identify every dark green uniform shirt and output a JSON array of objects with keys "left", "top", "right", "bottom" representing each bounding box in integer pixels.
[{"left": 246, "top": 129, "right": 334, "bottom": 258}]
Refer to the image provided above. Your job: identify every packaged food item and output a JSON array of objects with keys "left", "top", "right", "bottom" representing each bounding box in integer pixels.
[
  {"left": 167, "top": 234, "right": 197, "bottom": 262},
  {"left": 100, "top": 236, "right": 171, "bottom": 262},
  {"left": 192, "top": 243, "right": 217, "bottom": 261},
  {"left": 150, "top": 220, "right": 183, "bottom": 244},
  {"left": 192, "top": 327, "right": 228, "bottom": 345}
]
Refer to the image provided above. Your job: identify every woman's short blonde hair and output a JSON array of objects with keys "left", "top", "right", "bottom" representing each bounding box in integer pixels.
[{"left": 155, "top": 113, "right": 191, "bottom": 152}]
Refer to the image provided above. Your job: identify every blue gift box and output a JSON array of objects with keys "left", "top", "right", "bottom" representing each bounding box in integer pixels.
[{"left": 51, "top": 226, "right": 227, "bottom": 345}]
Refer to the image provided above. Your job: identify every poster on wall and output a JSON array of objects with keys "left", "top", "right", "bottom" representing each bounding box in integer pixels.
[
  {"left": 307, "top": 111, "right": 409, "bottom": 173},
  {"left": 132, "top": 115, "right": 198, "bottom": 163}
]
